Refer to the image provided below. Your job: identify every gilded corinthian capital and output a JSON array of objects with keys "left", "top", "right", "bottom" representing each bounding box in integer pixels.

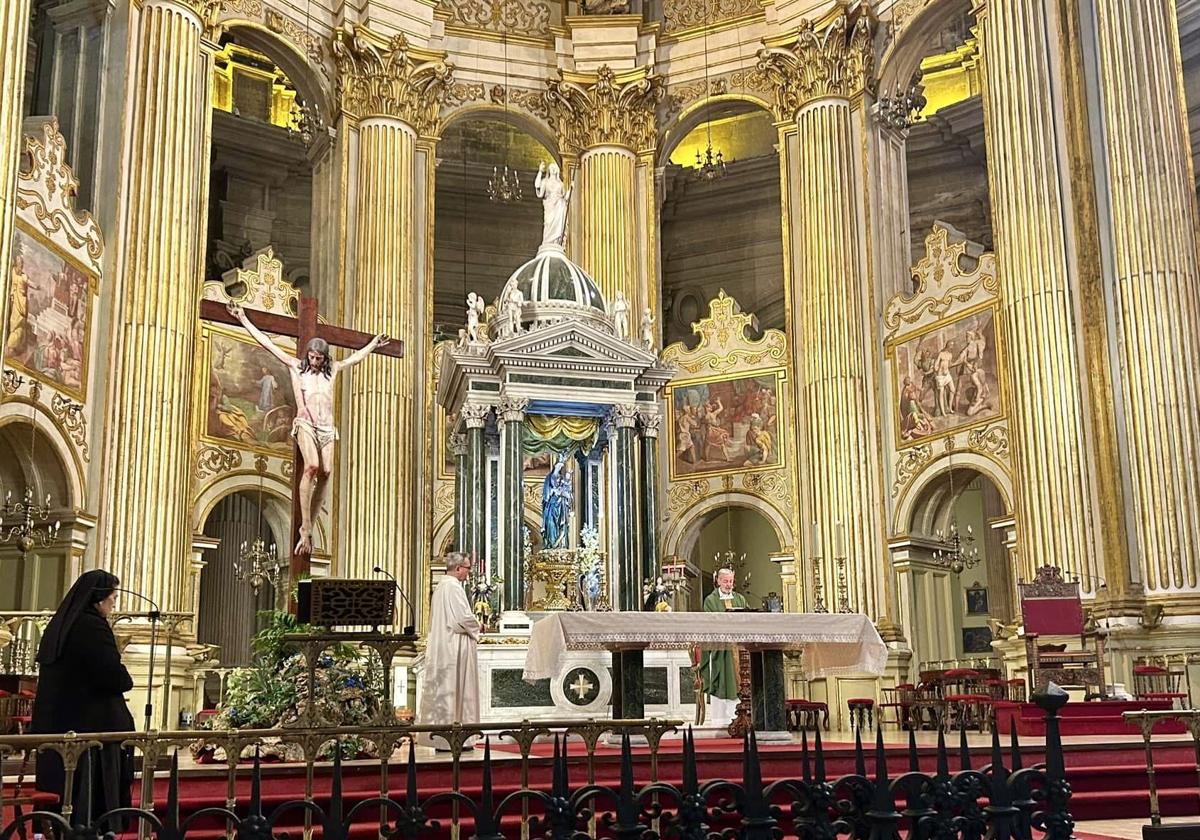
[
  {"left": 332, "top": 24, "right": 454, "bottom": 133},
  {"left": 544, "top": 64, "right": 664, "bottom": 154},
  {"left": 756, "top": 12, "right": 876, "bottom": 120}
]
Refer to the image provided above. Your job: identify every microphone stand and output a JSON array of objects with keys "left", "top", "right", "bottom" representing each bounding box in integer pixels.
[
  {"left": 117, "top": 589, "right": 162, "bottom": 732},
  {"left": 373, "top": 566, "right": 417, "bottom": 636}
]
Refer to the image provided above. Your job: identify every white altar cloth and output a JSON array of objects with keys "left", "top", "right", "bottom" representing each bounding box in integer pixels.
[{"left": 523, "top": 612, "right": 888, "bottom": 681}]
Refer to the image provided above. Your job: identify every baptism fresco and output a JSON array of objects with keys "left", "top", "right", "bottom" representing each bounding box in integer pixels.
[
  {"left": 204, "top": 330, "right": 297, "bottom": 452},
  {"left": 891, "top": 306, "right": 1002, "bottom": 446},
  {"left": 668, "top": 370, "right": 782, "bottom": 479},
  {"left": 5, "top": 226, "right": 93, "bottom": 398}
]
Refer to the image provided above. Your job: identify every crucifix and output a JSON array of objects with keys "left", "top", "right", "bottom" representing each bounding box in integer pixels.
[{"left": 199, "top": 295, "right": 404, "bottom": 595}]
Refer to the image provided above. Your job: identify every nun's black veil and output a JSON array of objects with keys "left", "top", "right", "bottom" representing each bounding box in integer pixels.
[{"left": 37, "top": 569, "right": 118, "bottom": 665}]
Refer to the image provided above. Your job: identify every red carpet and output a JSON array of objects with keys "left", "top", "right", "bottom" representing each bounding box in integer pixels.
[{"left": 995, "top": 699, "right": 1182, "bottom": 737}]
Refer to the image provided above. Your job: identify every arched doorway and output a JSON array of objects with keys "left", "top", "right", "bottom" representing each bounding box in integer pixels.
[
  {"left": 197, "top": 490, "right": 289, "bottom": 669},
  {"left": 0, "top": 420, "right": 73, "bottom": 611},
  {"left": 659, "top": 101, "right": 784, "bottom": 347},
  {"left": 896, "top": 466, "right": 1013, "bottom": 672},
  {"left": 685, "top": 504, "right": 783, "bottom": 612}
]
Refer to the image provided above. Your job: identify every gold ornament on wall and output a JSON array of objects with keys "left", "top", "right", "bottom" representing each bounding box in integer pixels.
[
  {"left": 660, "top": 289, "right": 786, "bottom": 375},
  {"left": 890, "top": 443, "right": 933, "bottom": 498},
  {"left": 195, "top": 445, "right": 244, "bottom": 480},
  {"left": 332, "top": 25, "right": 454, "bottom": 133},
  {"left": 756, "top": 12, "right": 876, "bottom": 120},
  {"left": 545, "top": 65, "right": 663, "bottom": 154}
]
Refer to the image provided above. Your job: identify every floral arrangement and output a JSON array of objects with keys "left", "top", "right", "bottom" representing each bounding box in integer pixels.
[{"left": 192, "top": 611, "right": 385, "bottom": 762}]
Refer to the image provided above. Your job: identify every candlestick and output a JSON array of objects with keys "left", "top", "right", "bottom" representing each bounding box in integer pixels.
[
  {"left": 835, "top": 521, "right": 847, "bottom": 558},
  {"left": 836, "top": 557, "right": 852, "bottom": 613}
]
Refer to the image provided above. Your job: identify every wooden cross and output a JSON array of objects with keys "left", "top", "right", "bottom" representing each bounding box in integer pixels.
[{"left": 199, "top": 294, "right": 404, "bottom": 593}]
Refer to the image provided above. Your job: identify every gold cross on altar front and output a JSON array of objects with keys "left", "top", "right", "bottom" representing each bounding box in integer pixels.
[{"left": 570, "top": 673, "right": 594, "bottom": 701}]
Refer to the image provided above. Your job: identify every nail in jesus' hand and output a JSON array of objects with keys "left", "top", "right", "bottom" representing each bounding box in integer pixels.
[{"left": 227, "top": 302, "right": 244, "bottom": 320}]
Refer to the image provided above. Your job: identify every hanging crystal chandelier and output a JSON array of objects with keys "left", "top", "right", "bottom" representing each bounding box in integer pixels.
[
  {"left": 695, "top": 142, "right": 727, "bottom": 182},
  {"left": 488, "top": 164, "right": 523, "bottom": 203},
  {"left": 933, "top": 522, "right": 981, "bottom": 575},
  {"left": 235, "top": 536, "right": 282, "bottom": 594},
  {"left": 288, "top": 98, "right": 323, "bottom": 147},
  {"left": 0, "top": 487, "right": 61, "bottom": 556}
]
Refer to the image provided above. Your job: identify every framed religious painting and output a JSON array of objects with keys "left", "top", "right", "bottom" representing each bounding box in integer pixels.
[
  {"left": 888, "top": 303, "right": 1005, "bottom": 448},
  {"left": 198, "top": 323, "right": 298, "bottom": 455},
  {"left": 666, "top": 367, "right": 786, "bottom": 480},
  {"left": 965, "top": 583, "right": 989, "bottom": 616},
  {"left": 5, "top": 223, "right": 96, "bottom": 400},
  {"left": 962, "top": 625, "right": 993, "bottom": 654}
]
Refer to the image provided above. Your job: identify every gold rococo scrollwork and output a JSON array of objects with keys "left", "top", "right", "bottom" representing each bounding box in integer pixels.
[
  {"left": 16, "top": 121, "right": 103, "bottom": 268},
  {"left": 49, "top": 393, "right": 89, "bottom": 462},
  {"left": 660, "top": 290, "right": 787, "bottom": 375},
  {"left": 662, "top": 0, "right": 758, "bottom": 36},
  {"left": 967, "top": 425, "right": 1009, "bottom": 459},
  {"left": 884, "top": 224, "right": 999, "bottom": 334},
  {"left": 445, "top": 0, "right": 552, "bottom": 37},
  {"left": 756, "top": 12, "right": 876, "bottom": 120},
  {"left": 667, "top": 479, "right": 708, "bottom": 514},
  {"left": 662, "top": 69, "right": 773, "bottom": 126},
  {"left": 891, "top": 443, "right": 933, "bottom": 498},
  {"left": 545, "top": 65, "right": 663, "bottom": 154},
  {"left": 196, "top": 444, "right": 244, "bottom": 480},
  {"left": 332, "top": 25, "right": 454, "bottom": 134},
  {"left": 741, "top": 470, "right": 792, "bottom": 508},
  {"left": 434, "top": 482, "right": 455, "bottom": 518}
]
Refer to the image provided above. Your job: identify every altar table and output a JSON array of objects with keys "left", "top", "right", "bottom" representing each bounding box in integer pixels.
[{"left": 523, "top": 612, "right": 888, "bottom": 731}]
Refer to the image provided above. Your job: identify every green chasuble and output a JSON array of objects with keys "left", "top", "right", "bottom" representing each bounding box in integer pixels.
[{"left": 698, "top": 589, "right": 748, "bottom": 700}]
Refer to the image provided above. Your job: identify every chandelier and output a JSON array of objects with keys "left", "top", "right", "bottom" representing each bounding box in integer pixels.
[
  {"left": 695, "top": 142, "right": 726, "bottom": 182},
  {"left": 288, "top": 98, "right": 323, "bottom": 147},
  {"left": 0, "top": 487, "right": 61, "bottom": 556},
  {"left": 933, "top": 521, "right": 980, "bottom": 574},
  {"left": 235, "top": 536, "right": 282, "bottom": 594},
  {"left": 488, "top": 164, "right": 522, "bottom": 203}
]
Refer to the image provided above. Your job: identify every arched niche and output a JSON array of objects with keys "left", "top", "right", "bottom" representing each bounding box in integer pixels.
[
  {"left": 433, "top": 114, "right": 556, "bottom": 337},
  {"left": 878, "top": 0, "right": 975, "bottom": 90},
  {"left": 222, "top": 22, "right": 332, "bottom": 120},
  {"left": 0, "top": 417, "right": 77, "bottom": 611},
  {"left": 196, "top": 488, "right": 290, "bottom": 667},
  {"left": 656, "top": 99, "right": 785, "bottom": 347}
]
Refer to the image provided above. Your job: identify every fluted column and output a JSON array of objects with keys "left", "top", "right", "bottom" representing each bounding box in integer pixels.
[
  {"left": 461, "top": 404, "right": 491, "bottom": 566},
  {"left": 498, "top": 395, "right": 528, "bottom": 610},
  {"left": 0, "top": 0, "right": 31, "bottom": 367},
  {"left": 1090, "top": 0, "right": 1200, "bottom": 593},
  {"left": 100, "top": 0, "right": 212, "bottom": 611},
  {"left": 546, "top": 66, "right": 661, "bottom": 315},
  {"left": 334, "top": 27, "right": 452, "bottom": 579},
  {"left": 637, "top": 411, "right": 661, "bottom": 586},
  {"left": 451, "top": 433, "right": 468, "bottom": 552},
  {"left": 610, "top": 405, "right": 639, "bottom": 611},
  {"left": 973, "top": 0, "right": 1102, "bottom": 588},
  {"left": 759, "top": 13, "right": 887, "bottom": 620}
]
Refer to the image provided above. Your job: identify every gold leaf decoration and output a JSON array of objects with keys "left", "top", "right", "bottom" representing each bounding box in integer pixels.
[
  {"left": 891, "top": 443, "right": 933, "bottom": 498},
  {"left": 967, "top": 425, "right": 1010, "bottom": 459},
  {"left": 333, "top": 25, "right": 454, "bottom": 134},
  {"left": 197, "top": 445, "right": 244, "bottom": 480},
  {"left": 756, "top": 12, "right": 875, "bottom": 120},
  {"left": 545, "top": 65, "right": 663, "bottom": 154}
]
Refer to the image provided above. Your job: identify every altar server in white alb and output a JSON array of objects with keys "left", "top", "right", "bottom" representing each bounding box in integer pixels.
[{"left": 418, "top": 553, "right": 482, "bottom": 749}]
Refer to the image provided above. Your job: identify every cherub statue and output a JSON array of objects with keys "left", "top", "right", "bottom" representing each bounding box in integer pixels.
[
  {"left": 611, "top": 289, "right": 630, "bottom": 338},
  {"left": 640, "top": 307, "right": 656, "bottom": 350},
  {"left": 228, "top": 302, "right": 389, "bottom": 554},
  {"left": 466, "top": 292, "right": 485, "bottom": 342}
]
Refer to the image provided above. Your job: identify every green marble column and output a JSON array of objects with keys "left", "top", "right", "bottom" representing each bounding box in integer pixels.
[
  {"left": 461, "top": 404, "right": 491, "bottom": 565},
  {"left": 451, "top": 433, "right": 468, "bottom": 553},
  {"left": 611, "top": 648, "right": 645, "bottom": 719},
  {"left": 638, "top": 412, "right": 661, "bottom": 586},
  {"left": 499, "top": 395, "right": 528, "bottom": 611},
  {"left": 611, "top": 405, "right": 640, "bottom": 611},
  {"left": 750, "top": 649, "right": 787, "bottom": 732}
]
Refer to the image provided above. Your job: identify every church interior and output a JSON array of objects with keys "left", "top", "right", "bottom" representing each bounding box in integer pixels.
[{"left": 2, "top": 0, "right": 1200, "bottom": 836}]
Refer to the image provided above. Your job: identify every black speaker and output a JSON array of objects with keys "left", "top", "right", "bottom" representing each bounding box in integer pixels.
[{"left": 296, "top": 579, "right": 312, "bottom": 624}]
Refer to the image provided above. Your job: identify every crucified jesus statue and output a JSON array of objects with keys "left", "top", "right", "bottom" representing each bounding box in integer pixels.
[{"left": 229, "top": 302, "right": 389, "bottom": 554}]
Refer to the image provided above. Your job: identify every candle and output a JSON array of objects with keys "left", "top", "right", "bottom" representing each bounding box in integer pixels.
[
  {"left": 836, "top": 521, "right": 847, "bottom": 558},
  {"left": 811, "top": 523, "right": 821, "bottom": 558}
]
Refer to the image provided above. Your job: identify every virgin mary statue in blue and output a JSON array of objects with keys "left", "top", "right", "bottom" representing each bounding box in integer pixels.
[{"left": 542, "top": 455, "right": 572, "bottom": 549}]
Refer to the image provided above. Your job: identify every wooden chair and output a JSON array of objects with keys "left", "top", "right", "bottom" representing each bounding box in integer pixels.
[
  {"left": 879, "top": 684, "right": 918, "bottom": 729},
  {"left": 940, "top": 668, "right": 992, "bottom": 732},
  {"left": 1018, "top": 565, "right": 1103, "bottom": 696},
  {"left": 1133, "top": 665, "right": 1188, "bottom": 708}
]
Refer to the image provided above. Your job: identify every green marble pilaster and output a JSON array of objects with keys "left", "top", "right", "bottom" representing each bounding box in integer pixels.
[
  {"left": 461, "top": 404, "right": 491, "bottom": 564},
  {"left": 638, "top": 412, "right": 661, "bottom": 587},
  {"left": 499, "top": 395, "right": 528, "bottom": 611},
  {"left": 611, "top": 406, "right": 640, "bottom": 611},
  {"left": 750, "top": 649, "right": 787, "bottom": 732},
  {"left": 611, "top": 648, "right": 645, "bottom": 719},
  {"left": 451, "top": 433, "right": 468, "bottom": 553}
]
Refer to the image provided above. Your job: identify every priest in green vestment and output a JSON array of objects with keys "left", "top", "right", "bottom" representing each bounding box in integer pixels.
[{"left": 699, "top": 568, "right": 747, "bottom": 725}]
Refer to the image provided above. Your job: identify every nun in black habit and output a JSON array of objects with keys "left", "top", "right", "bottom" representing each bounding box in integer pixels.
[{"left": 31, "top": 569, "right": 135, "bottom": 826}]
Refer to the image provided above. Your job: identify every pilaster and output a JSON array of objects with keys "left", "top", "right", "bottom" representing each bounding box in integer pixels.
[
  {"left": 973, "top": 0, "right": 1104, "bottom": 591},
  {"left": 637, "top": 410, "right": 660, "bottom": 586},
  {"left": 334, "top": 24, "right": 452, "bottom": 580},
  {"left": 0, "top": 0, "right": 30, "bottom": 370},
  {"left": 460, "top": 403, "right": 491, "bottom": 566},
  {"left": 545, "top": 65, "right": 662, "bottom": 317},
  {"left": 498, "top": 394, "right": 528, "bottom": 610},
  {"left": 100, "top": 0, "right": 212, "bottom": 612},
  {"left": 1091, "top": 0, "right": 1200, "bottom": 595},
  {"left": 450, "top": 432, "right": 468, "bottom": 552},
  {"left": 609, "top": 404, "right": 639, "bottom": 611}
]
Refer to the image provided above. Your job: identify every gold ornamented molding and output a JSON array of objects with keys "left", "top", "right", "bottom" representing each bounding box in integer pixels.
[
  {"left": 545, "top": 64, "right": 663, "bottom": 154},
  {"left": 660, "top": 289, "right": 786, "bottom": 375},
  {"left": 662, "top": 0, "right": 760, "bottom": 37},
  {"left": 444, "top": 0, "right": 553, "bottom": 38},
  {"left": 891, "top": 442, "right": 932, "bottom": 498},
  {"left": 433, "top": 482, "right": 455, "bottom": 519},
  {"left": 662, "top": 68, "right": 773, "bottom": 126},
  {"left": 50, "top": 393, "right": 89, "bottom": 461},
  {"left": 757, "top": 11, "right": 876, "bottom": 120},
  {"left": 967, "top": 425, "right": 1009, "bottom": 458},
  {"left": 332, "top": 25, "right": 454, "bottom": 133},
  {"left": 196, "top": 444, "right": 243, "bottom": 479},
  {"left": 667, "top": 479, "right": 708, "bottom": 513},
  {"left": 15, "top": 120, "right": 103, "bottom": 271},
  {"left": 204, "top": 247, "right": 299, "bottom": 315},
  {"left": 884, "top": 223, "right": 999, "bottom": 336}
]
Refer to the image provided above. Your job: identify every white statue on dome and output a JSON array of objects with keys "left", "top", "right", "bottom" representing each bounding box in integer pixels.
[
  {"left": 466, "top": 292, "right": 485, "bottom": 342},
  {"left": 535, "top": 162, "right": 572, "bottom": 248},
  {"left": 611, "top": 290, "right": 630, "bottom": 338},
  {"left": 641, "top": 307, "right": 656, "bottom": 350},
  {"left": 502, "top": 285, "right": 524, "bottom": 337}
]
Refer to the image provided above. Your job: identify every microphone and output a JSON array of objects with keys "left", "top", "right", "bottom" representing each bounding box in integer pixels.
[
  {"left": 112, "top": 587, "right": 162, "bottom": 732},
  {"left": 373, "top": 566, "right": 417, "bottom": 636},
  {"left": 114, "top": 587, "right": 161, "bottom": 621}
]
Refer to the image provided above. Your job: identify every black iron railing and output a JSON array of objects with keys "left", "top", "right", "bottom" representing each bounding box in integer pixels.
[{"left": 0, "top": 694, "right": 1076, "bottom": 840}]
